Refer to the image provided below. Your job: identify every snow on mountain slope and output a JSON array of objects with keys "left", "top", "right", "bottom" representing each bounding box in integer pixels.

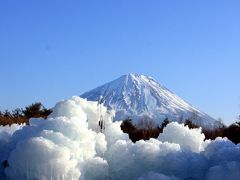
[{"left": 81, "top": 73, "right": 223, "bottom": 129}]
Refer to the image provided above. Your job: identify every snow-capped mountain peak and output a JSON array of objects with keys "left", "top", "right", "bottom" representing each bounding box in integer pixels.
[{"left": 81, "top": 73, "right": 222, "bottom": 129}]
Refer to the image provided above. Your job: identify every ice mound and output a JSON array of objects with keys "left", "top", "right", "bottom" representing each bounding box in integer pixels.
[
  {"left": 0, "top": 96, "right": 239, "bottom": 180},
  {"left": 159, "top": 122, "right": 207, "bottom": 153}
]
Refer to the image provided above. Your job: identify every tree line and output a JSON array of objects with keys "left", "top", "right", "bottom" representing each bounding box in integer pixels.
[
  {"left": 121, "top": 117, "right": 240, "bottom": 144},
  {"left": 0, "top": 103, "right": 52, "bottom": 125}
]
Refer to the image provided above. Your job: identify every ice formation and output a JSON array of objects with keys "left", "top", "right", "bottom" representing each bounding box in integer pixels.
[{"left": 0, "top": 96, "right": 239, "bottom": 180}]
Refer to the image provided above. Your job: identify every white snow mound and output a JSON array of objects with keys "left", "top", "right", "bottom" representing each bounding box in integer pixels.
[{"left": 0, "top": 96, "right": 239, "bottom": 180}]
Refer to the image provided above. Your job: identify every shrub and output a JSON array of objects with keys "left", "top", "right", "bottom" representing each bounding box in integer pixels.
[
  {"left": 23, "top": 102, "right": 52, "bottom": 118},
  {"left": 121, "top": 118, "right": 165, "bottom": 142},
  {"left": 184, "top": 119, "right": 199, "bottom": 129},
  {"left": 120, "top": 118, "right": 136, "bottom": 134},
  {"left": 225, "top": 122, "right": 240, "bottom": 144}
]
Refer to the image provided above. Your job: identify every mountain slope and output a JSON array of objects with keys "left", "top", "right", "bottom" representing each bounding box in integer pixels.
[{"left": 81, "top": 73, "right": 222, "bottom": 129}]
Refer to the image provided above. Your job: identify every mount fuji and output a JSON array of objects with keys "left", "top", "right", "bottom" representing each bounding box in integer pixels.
[{"left": 81, "top": 73, "right": 222, "bottom": 129}]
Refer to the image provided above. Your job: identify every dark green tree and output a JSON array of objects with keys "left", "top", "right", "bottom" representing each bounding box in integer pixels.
[
  {"left": 184, "top": 119, "right": 199, "bottom": 129},
  {"left": 23, "top": 102, "right": 52, "bottom": 118},
  {"left": 41, "top": 107, "right": 53, "bottom": 117},
  {"left": 161, "top": 118, "right": 170, "bottom": 129},
  {"left": 225, "top": 122, "right": 240, "bottom": 144},
  {"left": 121, "top": 118, "right": 137, "bottom": 134}
]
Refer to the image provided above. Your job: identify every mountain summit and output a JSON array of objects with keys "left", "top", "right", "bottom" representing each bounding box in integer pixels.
[{"left": 81, "top": 73, "right": 222, "bottom": 128}]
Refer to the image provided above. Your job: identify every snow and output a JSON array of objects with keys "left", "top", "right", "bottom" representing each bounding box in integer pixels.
[
  {"left": 81, "top": 73, "right": 223, "bottom": 129},
  {"left": 137, "top": 172, "right": 180, "bottom": 180},
  {"left": 0, "top": 96, "right": 239, "bottom": 180},
  {"left": 0, "top": 124, "right": 25, "bottom": 179},
  {"left": 0, "top": 124, "right": 25, "bottom": 141},
  {"left": 159, "top": 122, "right": 207, "bottom": 153},
  {"left": 0, "top": 124, "right": 25, "bottom": 160},
  {"left": 205, "top": 161, "right": 240, "bottom": 180}
]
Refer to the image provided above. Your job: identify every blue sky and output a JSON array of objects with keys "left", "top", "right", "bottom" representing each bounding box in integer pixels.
[{"left": 0, "top": 0, "right": 239, "bottom": 124}]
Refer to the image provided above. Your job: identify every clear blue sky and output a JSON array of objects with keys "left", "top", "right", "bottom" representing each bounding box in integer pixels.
[{"left": 0, "top": 0, "right": 239, "bottom": 124}]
